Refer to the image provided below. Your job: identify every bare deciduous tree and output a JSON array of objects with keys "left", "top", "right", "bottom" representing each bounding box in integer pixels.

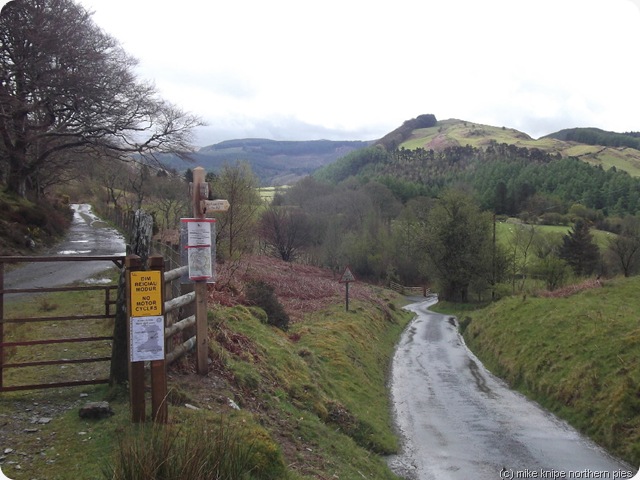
[
  {"left": 211, "top": 162, "right": 261, "bottom": 258},
  {"left": 0, "top": 0, "right": 203, "bottom": 197},
  {"left": 154, "top": 174, "right": 189, "bottom": 231},
  {"left": 259, "top": 206, "right": 311, "bottom": 262},
  {"left": 508, "top": 223, "right": 536, "bottom": 293},
  {"left": 607, "top": 217, "right": 640, "bottom": 277}
]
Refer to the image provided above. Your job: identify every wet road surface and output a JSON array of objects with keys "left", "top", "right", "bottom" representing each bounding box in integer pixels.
[
  {"left": 388, "top": 299, "right": 634, "bottom": 480},
  {"left": 4, "top": 204, "right": 126, "bottom": 291}
]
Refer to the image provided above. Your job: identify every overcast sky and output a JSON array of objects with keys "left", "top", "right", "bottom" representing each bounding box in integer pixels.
[{"left": 13, "top": 0, "right": 640, "bottom": 146}]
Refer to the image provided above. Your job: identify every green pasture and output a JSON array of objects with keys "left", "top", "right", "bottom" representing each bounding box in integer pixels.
[
  {"left": 586, "top": 150, "right": 640, "bottom": 177},
  {"left": 495, "top": 220, "right": 614, "bottom": 249},
  {"left": 258, "top": 186, "right": 289, "bottom": 203}
]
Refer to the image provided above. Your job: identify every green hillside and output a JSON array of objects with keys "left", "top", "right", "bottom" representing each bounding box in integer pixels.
[
  {"left": 314, "top": 115, "right": 640, "bottom": 219},
  {"left": 399, "top": 119, "right": 559, "bottom": 150},
  {"left": 495, "top": 220, "right": 614, "bottom": 249},
  {"left": 458, "top": 275, "right": 640, "bottom": 465},
  {"left": 398, "top": 119, "right": 640, "bottom": 176}
]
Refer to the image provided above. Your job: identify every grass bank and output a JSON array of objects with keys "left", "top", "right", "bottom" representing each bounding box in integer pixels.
[
  {"left": 451, "top": 276, "right": 640, "bottom": 465},
  {"left": 0, "top": 190, "right": 72, "bottom": 255},
  {"left": 204, "top": 294, "right": 413, "bottom": 478}
]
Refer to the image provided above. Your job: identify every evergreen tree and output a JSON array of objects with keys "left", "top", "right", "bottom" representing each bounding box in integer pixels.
[
  {"left": 422, "top": 189, "right": 494, "bottom": 302},
  {"left": 559, "top": 220, "right": 600, "bottom": 276}
]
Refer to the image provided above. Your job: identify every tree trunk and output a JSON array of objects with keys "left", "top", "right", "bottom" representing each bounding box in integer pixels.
[
  {"left": 6, "top": 157, "right": 28, "bottom": 198},
  {"left": 109, "top": 268, "right": 129, "bottom": 386},
  {"left": 109, "top": 210, "right": 154, "bottom": 386}
]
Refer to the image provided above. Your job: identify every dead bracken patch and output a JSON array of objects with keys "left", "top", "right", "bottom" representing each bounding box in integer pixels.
[
  {"left": 213, "top": 320, "right": 262, "bottom": 363},
  {"left": 208, "top": 255, "right": 385, "bottom": 323},
  {"left": 537, "top": 278, "right": 603, "bottom": 298}
]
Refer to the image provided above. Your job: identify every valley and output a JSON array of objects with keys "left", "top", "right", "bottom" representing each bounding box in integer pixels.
[{"left": 4, "top": 114, "right": 640, "bottom": 478}]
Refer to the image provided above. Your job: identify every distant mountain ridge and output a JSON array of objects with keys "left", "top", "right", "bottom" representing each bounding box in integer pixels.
[
  {"left": 158, "top": 116, "right": 640, "bottom": 186},
  {"left": 160, "top": 138, "right": 372, "bottom": 186}
]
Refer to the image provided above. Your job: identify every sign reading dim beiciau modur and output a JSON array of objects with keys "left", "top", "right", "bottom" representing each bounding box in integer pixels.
[
  {"left": 129, "top": 270, "right": 165, "bottom": 362},
  {"left": 130, "top": 271, "right": 162, "bottom": 316}
]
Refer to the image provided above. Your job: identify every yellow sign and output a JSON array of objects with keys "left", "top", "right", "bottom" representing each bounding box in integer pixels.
[{"left": 130, "top": 270, "right": 163, "bottom": 316}]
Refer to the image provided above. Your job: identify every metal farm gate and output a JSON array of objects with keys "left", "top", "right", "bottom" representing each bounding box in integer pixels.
[
  {"left": 0, "top": 255, "right": 196, "bottom": 393},
  {"left": 0, "top": 255, "right": 124, "bottom": 392}
]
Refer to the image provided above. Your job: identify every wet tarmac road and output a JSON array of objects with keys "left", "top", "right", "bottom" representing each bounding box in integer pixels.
[
  {"left": 388, "top": 299, "right": 634, "bottom": 480},
  {"left": 4, "top": 204, "right": 126, "bottom": 291}
]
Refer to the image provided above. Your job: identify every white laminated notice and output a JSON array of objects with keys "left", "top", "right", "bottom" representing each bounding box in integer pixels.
[
  {"left": 180, "top": 218, "right": 216, "bottom": 282},
  {"left": 130, "top": 315, "right": 165, "bottom": 362}
]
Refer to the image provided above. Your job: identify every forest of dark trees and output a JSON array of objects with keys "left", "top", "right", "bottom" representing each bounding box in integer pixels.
[
  {"left": 546, "top": 127, "right": 640, "bottom": 150},
  {"left": 314, "top": 142, "right": 640, "bottom": 227}
]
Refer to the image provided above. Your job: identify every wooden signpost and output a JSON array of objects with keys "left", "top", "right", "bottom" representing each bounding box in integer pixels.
[
  {"left": 187, "top": 167, "right": 230, "bottom": 375},
  {"left": 201, "top": 199, "right": 230, "bottom": 215},
  {"left": 125, "top": 166, "right": 230, "bottom": 423}
]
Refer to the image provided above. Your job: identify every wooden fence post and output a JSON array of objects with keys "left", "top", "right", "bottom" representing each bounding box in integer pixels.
[
  {"left": 149, "top": 255, "right": 168, "bottom": 424},
  {"left": 192, "top": 167, "right": 209, "bottom": 375},
  {"left": 126, "top": 254, "right": 168, "bottom": 423},
  {"left": 0, "top": 261, "right": 4, "bottom": 390}
]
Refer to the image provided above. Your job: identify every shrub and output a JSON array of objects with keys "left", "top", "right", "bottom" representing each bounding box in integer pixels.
[
  {"left": 104, "top": 415, "right": 287, "bottom": 480},
  {"left": 245, "top": 280, "right": 290, "bottom": 331}
]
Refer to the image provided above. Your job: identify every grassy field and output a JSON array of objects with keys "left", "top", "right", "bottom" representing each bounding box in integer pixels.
[
  {"left": 258, "top": 186, "right": 289, "bottom": 203},
  {"left": 450, "top": 275, "right": 640, "bottom": 466},
  {"left": 0, "top": 265, "right": 412, "bottom": 479},
  {"left": 1, "top": 283, "right": 117, "bottom": 389},
  {"left": 495, "top": 220, "right": 614, "bottom": 249}
]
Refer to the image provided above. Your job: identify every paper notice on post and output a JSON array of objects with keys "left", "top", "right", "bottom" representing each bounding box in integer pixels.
[
  {"left": 130, "top": 315, "right": 165, "bottom": 362},
  {"left": 187, "top": 246, "right": 212, "bottom": 280},
  {"left": 187, "top": 220, "right": 212, "bottom": 246},
  {"left": 180, "top": 218, "right": 216, "bottom": 283}
]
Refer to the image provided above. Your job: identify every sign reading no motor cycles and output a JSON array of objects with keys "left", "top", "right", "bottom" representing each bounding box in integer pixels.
[{"left": 130, "top": 270, "right": 162, "bottom": 316}]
